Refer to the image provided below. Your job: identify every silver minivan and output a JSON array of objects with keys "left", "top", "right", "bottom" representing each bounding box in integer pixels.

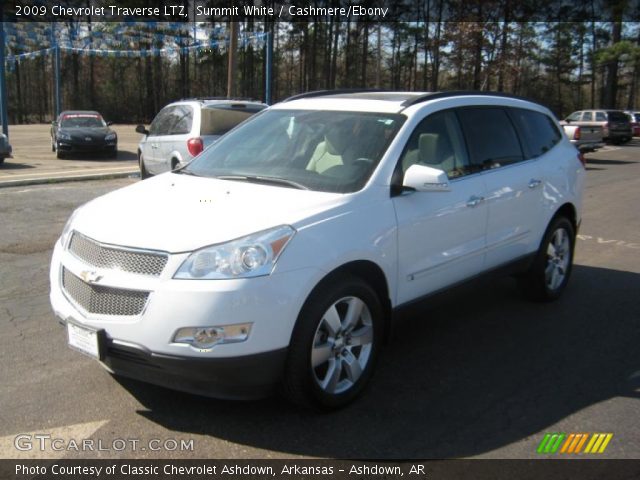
[{"left": 136, "top": 98, "right": 266, "bottom": 178}]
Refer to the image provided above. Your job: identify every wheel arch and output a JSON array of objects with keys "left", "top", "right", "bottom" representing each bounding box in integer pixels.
[
  {"left": 553, "top": 202, "right": 578, "bottom": 232},
  {"left": 306, "top": 260, "right": 393, "bottom": 342}
]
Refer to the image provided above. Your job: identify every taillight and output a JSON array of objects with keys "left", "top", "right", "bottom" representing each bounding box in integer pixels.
[
  {"left": 187, "top": 137, "right": 203, "bottom": 157},
  {"left": 578, "top": 152, "right": 586, "bottom": 168},
  {"left": 573, "top": 126, "right": 581, "bottom": 140}
]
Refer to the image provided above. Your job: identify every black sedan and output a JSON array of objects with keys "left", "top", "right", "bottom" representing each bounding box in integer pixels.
[{"left": 51, "top": 111, "right": 117, "bottom": 158}]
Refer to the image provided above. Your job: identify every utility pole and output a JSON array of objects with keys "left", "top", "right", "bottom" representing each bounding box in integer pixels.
[
  {"left": 227, "top": 21, "right": 238, "bottom": 98},
  {"left": 0, "top": 18, "right": 9, "bottom": 138}
]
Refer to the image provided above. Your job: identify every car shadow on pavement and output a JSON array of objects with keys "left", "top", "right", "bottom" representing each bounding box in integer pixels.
[
  {"left": 586, "top": 159, "right": 637, "bottom": 166},
  {"left": 58, "top": 150, "right": 137, "bottom": 161},
  {"left": 116, "top": 265, "right": 640, "bottom": 458},
  {"left": 0, "top": 162, "right": 36, "bottom": 170}
]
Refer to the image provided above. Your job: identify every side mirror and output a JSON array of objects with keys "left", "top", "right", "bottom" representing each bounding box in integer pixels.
[
  {"left": 106, "top": 121, "right": 114, "bottom": 126},
  {"left": 402, "top": 164, "right": 450, "bottom": 192},
  {"left": 135, "top": 125, "right": 149, "bottom": 135},
  {"left": 565, "top": 118, "right": 571, "bottom": 123},
  {"left": 51, "top": 121, "right": 57, "bottom": 126}
]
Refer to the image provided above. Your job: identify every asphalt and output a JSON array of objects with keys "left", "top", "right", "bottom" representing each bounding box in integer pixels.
[{"left": 0, "top": 124, "right": 141, "bottom": 188}]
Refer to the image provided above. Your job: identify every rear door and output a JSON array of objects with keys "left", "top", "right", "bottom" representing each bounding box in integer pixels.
[
  {"left": 144, "top": 106, "right": 176, "bottom": 174},
  {"left": 159, "top": 105, "right": 194, "bottom": 170},
  {"left": 457, "top": 107, "right": 544, "bottom": 269}
]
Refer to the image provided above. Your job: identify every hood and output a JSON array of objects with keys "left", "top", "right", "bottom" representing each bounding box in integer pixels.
[
  {"left": 60, "top": 127, "right": 113, "bottom": 140},
  {"left": 71, "top": 173, "right": 347, "bottom": 252}
]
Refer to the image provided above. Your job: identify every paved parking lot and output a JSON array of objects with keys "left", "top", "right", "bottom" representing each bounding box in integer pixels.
[
  {"left": 0, "top": 124, "right": 140, "bottom": 187},
  {"left": 0, "top": 138, "right": 638, "bottom": 460}
]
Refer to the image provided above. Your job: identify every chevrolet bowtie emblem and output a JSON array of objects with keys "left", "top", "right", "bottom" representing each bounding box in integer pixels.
[{"left": 80, "top": 270, "right": 102, "bottom": 284}]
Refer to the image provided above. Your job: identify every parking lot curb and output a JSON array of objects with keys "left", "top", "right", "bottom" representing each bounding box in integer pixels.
[{"left": 0, "top": 170, "right": 139, "bottom": 189}]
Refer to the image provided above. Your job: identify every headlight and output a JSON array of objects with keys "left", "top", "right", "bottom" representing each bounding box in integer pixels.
[
  {"left": 105, "top": 133, "right": 117, "bottom": 142},
  {"left": 174, "top": 225, "right": 295, "bottom": 280},
  {"left": 60, "top": 209, "right": 79, "bottom": 248},
  {"left": 57, "top": 132, "right": 71, "bottom": 141}
]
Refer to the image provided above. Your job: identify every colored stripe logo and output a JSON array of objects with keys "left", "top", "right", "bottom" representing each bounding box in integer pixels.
[{"left": 537, "top": 433, "right": 613, "bottom": 454}]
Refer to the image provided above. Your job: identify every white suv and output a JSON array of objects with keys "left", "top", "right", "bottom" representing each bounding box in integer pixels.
[{"left": 50, "top": 91, "right": 585, "bottom": 410}]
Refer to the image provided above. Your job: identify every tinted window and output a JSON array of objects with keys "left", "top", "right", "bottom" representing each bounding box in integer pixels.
[
  {"left": 200, "top": 106, "right": 263, "bottom": 136},
  {"left": 457, "top": 107, "right": 524, "bottom": 168},
  {"left": 168, "top": 105, "right": 193, "bottom": 135},
  {"left": 509, "top": 108, "right": 562, "bottom": 159},
  {"left": 149, "top": 107, "right": 176, "bottom": 136},
  {"left": 595, "top": 112, "right": 607, "bottom": 122},
  {"left": 582, "top": 112, "right": 593, "bottom": 121},
  {"left": 399, "top": 110, "right": 472, "bottom": 179},
  {"left": 607, "top": 111, "right": 629, "bottom": 122}
]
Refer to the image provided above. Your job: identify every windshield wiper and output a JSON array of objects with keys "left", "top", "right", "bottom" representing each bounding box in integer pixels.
[{"left": 216, "top": 175, "right": 309, "bottom": 190}]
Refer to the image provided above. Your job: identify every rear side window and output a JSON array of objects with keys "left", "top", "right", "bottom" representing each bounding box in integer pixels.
[
  {"left": 509, "top": 108, "right": 562, "bottom": 159},
  {"left": 457, "top": 107, "right": 524, "bottom": 168},
  {"left": 200, "top": 106, "right": 263, "bottom": 136},
  {"left": 168, "top": 105, "right": 193, "bottom": 135},
  {"left": 595, "top": 112, "right": 607, "bottom": 121}
]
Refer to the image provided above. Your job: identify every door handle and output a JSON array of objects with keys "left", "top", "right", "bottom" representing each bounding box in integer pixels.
[
  {"left": 466, "top": 195, "right": 485, "bottom": 208},
  {"left": 528, "top": 179, "right": 542, "bottom": 189}
]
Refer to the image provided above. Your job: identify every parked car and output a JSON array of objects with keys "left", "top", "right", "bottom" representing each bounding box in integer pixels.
[
  {"left": 559, "top": 120, "right": 604, "bottom": 153},
  {"left": 51, "top": 111, "right": 117, "bottom": 159},
  {"left": 136, "top": 98, "right": 267, "bottom": 179},
  {"left": 50, "top": 91, "right": 585, "bottom": 410},
  {"left": 0, "top": 132, "right": 11, "bottom": 164},
  {"left": 564, "top": 109, "right": 632, "bottom": 144},
  {"left": 624, "top": 111, "right": 640, "bottom": 137}
]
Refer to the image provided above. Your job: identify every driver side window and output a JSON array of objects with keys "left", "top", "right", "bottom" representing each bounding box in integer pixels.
[{"left": 399, "top": 110, "right": 472, "bottom": 179}]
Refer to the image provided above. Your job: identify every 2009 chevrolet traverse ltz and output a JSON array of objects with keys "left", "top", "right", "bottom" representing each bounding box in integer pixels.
[{"left": 50, "top": 91, "right": 585, "bottom": 409}]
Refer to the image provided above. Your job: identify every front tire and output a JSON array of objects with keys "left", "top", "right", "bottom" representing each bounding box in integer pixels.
[
  {"left": 139, "top": 154, "right": 151, "bottom": 179},
  {"left": 283, "top": 275, "right": 383, "bottom": 410},
  {"left": 520, "top": 216, "right": 575, "bottom": 302},
  {"left": 56, "top": 148, "right": 65, "bottom": 159}
]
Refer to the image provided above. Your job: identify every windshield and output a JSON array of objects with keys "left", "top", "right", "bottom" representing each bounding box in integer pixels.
[
  {"left": 60, "top": 114, "right": 106, "bottom": 128},
  {"left": 182, "top": 109, "right": 405, "bottom": 193}
]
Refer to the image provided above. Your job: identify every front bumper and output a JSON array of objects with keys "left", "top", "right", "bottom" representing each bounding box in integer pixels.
[
  {"left": 59, "top": 321, "right": 286, "bottom": 399},
  {"left": 57, "top": 140, "right": 116, "bottom": 153},
  {"left": 50, "top": 237, "right": 320, "bottom": 398}
]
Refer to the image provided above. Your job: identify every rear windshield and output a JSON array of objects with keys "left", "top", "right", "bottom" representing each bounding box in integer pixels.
[
  {"left": 200, "top": 106, "right": 265, "bottom": 136},
  {"left": 607, "top": 111, "right": 629, "bottom": 122}
]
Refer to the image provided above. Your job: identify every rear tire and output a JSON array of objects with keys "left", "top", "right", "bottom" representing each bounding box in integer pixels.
[
  {"left": 282, "top": 275, "right": 383, "bottom": 410},
  {"left": 519, "top": 216, "right": 575, "bottom": 302}
]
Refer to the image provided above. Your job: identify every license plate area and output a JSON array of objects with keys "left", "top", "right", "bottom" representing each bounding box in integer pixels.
[{"left": 67, "top": 320, "right": 105, "bottom": 360}]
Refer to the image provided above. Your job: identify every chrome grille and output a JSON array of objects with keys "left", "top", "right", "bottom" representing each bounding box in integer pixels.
[
  {"left": 62, "top": 268, "right": 149, "bottom": 316},
  {"left": 69, "top": 232, "right": 167, "bottom": 277}
]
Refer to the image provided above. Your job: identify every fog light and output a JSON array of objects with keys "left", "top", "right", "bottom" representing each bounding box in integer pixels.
[{"left": 173, "top": 323, "right": 252, "bottom": 349}]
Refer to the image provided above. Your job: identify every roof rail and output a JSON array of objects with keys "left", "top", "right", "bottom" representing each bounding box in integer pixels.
[
  {"left": 180, "top": 96, "right": 258, "bottom": 102},
  {"left": 400, "top": 90, "right": 538, "bottom": 109},
  {"left": 282, "top": 89, "right": 391, "bottom": 103}
]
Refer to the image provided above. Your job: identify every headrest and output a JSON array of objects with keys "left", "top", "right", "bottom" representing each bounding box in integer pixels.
[
  {"left": 419, "top": 133, "right": 439, "bottom": 164},
  {"left": 325, "top": 121, "right": 353, "bottom": 155}
]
